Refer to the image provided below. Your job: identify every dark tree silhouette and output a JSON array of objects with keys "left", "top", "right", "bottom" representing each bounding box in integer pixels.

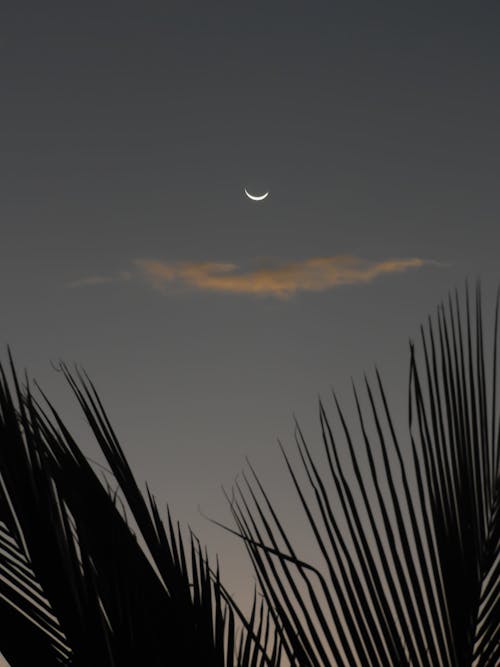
[
  {"left": 224, "top": 285, "right": 499, "bottom": 667},
  {"left": 0, "top": 359, "right": 280, "bottom": 667},
  {"left": 0, "top": 285, "right": 497, "bottom": 666}
]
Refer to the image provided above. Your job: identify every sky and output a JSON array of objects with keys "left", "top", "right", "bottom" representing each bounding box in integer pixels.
[{"left": 1, "top": 1, "right": 500, "bottom": 654}]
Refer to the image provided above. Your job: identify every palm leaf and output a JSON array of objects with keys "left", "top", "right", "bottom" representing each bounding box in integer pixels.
[
  {"left": 0, "top": 355, "right": 280, "bottom": 666},
  {"left": 228, "top": 284, "right": 499, "bottom": 666}
]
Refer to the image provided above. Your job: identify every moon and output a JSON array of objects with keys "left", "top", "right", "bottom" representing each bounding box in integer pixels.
[{"left": 244, "top": 187, "right": 269, "bottom": 201}]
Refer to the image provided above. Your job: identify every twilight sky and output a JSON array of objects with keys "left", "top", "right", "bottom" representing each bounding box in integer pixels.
[{"left": 1, "top": 0, "right": 500, "bottom": 632}]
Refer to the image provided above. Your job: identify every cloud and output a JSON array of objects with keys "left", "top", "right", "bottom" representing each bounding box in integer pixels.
[
  {"left": 133, "top": 255, "right": 431, "bottom": 298},
  {"left": 67, "top": 271, "right": 132, "bottom": 289},
  {"left": 69, "top": 256, "right": 434, "bottom": 298}
]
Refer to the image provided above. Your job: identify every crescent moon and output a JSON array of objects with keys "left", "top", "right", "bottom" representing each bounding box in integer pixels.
[{"left": 244, "top": 188, "right": 269, "bottom": 201}]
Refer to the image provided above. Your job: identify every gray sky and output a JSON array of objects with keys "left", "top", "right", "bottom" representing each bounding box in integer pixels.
[{"left": 1, "top": 0, "right": 500, "bottom": 631}]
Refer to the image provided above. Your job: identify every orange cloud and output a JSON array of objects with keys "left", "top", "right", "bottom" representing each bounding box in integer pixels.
[{"left": 133, "top": 256, "right": 429, "bottom": 298}]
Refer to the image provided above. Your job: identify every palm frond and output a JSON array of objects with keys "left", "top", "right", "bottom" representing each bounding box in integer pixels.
[
  {"left": 228, "top": 284, "right": 499, "bottom": 666},
  {"left": 1, "top": 283, "right": 497, "bottom": 666},
  {"left": 0, "top": 355, "right": 280, "bottom": 666}
]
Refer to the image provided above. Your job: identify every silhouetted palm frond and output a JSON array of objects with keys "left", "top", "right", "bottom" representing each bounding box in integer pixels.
[
  {"left": 0, "top": 356, "right": 280, "bottom": 667},
  {"left": 1, "top": 284, "right": 498, "bottom": 666},
  {"left": 228, "top": 285, "right": 499, "bottom": 666}
]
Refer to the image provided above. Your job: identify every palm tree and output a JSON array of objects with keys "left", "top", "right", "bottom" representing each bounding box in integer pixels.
[
  {"left": 0, "top": 284, "right": 497, "bottom": 666},
  {"left": 0, "top": 357, "right": 280, "bottom": 666},
  {"left": 225, "top": 285, "right": 499, "bottom": 666}
]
